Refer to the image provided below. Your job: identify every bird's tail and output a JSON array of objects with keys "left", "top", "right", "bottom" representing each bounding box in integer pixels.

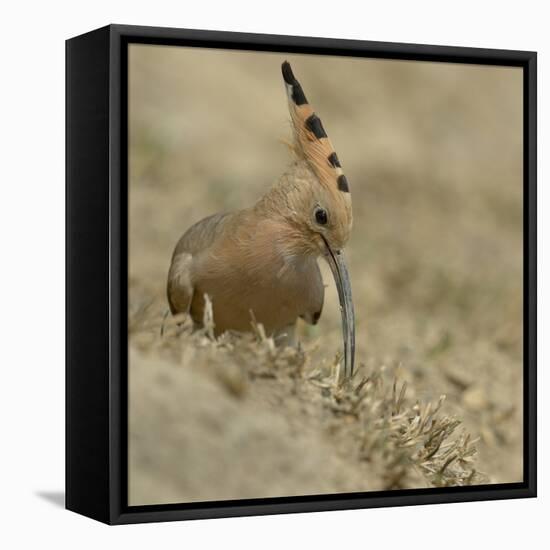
[{"left": 281, "top": 61, "right": 350, "bottom": 195}]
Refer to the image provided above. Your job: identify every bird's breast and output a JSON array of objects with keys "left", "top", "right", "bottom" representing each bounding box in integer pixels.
[{"left": 190, "top": 218, "right": 323, "bottom": 336}]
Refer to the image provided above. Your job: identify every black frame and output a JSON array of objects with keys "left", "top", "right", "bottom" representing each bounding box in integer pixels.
[{"left": 66, "top": 24, "right": 537, "bottom": 525}]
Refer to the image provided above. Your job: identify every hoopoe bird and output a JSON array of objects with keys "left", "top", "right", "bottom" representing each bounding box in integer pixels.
[{"left": 167, "top": 61, "right": 355, "bottom": 378}]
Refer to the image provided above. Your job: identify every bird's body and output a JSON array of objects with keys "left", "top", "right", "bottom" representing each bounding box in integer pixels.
[
  {"left": 167, "top": 61, "right": 356, "bottom": 376},
  {"left": 168, "top": 161, "right": 324, "bottom": 340}
]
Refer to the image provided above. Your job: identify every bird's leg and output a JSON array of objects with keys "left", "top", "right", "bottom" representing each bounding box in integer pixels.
[
  {"left": 273, "top": 323, "right": 297, "bottom": 348},
  {"left": 160, "top": 309, "right": 170, "bottom": 337}
]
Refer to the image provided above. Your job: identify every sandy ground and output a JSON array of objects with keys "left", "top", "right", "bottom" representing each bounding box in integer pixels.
[{"left": 127, "top": 45, "right": 523, "bottom": 505}]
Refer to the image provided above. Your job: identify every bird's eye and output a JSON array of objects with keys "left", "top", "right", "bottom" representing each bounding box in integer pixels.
[{"left": 315, "top": 208, "right": 328, "bottom": 225}]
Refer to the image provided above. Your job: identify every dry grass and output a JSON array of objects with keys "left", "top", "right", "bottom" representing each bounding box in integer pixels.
[{"left": 129, "top": 296, "right": 486, "bottom": 503}]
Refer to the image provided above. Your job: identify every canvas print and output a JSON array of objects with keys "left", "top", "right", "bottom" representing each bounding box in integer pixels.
[{"left": 127, "top": 45, "right": 523, "bottom": 506}]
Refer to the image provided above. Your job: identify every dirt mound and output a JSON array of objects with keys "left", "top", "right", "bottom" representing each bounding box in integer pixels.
[{"left": 129, "top": 314, "right": 485, "bottom": 505}]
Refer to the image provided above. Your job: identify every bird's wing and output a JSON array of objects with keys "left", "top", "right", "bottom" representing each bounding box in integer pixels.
[
  {"left": 167, "top": 212, "right": 232, "bottom": 315},
  {"left": 167, "top": 252, "right": 194, "bottom": 315},
  {"left": 172, "top": 212, "right": 233, "bottom": 257}
]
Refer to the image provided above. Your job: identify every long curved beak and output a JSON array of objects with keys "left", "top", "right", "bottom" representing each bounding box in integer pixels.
[{"left": 322, "top": 238, "right": 355, "bottom": 380}]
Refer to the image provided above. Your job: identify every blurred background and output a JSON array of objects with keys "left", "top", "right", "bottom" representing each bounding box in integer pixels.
[{"left": 128, "top": 44, "right": 523, "bottom": 505}]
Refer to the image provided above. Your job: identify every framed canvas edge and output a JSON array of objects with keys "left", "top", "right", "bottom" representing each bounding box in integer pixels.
[
  {"left": 66, "top": 25, "right": 112, "bottom": 525},
  {"left": 112, "top": 485, "right": 535, "bottom": 525},
  {"left": 66, "top": 23, "right": 537, "bottom": 526}
]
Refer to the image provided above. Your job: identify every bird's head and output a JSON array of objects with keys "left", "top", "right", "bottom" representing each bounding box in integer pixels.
[{"left": 293, "top": 166, "right": 353, "bottom": 257}]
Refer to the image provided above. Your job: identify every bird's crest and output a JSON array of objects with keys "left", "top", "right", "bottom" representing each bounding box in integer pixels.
[{"left": 281, "top": 61, "right": 350, "bottom": 195}]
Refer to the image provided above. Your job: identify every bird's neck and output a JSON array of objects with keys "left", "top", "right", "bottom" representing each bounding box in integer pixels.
[{"left": 244, "top": 160, "right": 318, "bottom": 261}]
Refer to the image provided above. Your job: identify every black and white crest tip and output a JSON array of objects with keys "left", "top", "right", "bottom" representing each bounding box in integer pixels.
[
  {"left": 281, "top": 61, "right": 296, "bottom": 85},
  {"left": 281, "top": 61, "right": 308, "bottom": 105}
]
